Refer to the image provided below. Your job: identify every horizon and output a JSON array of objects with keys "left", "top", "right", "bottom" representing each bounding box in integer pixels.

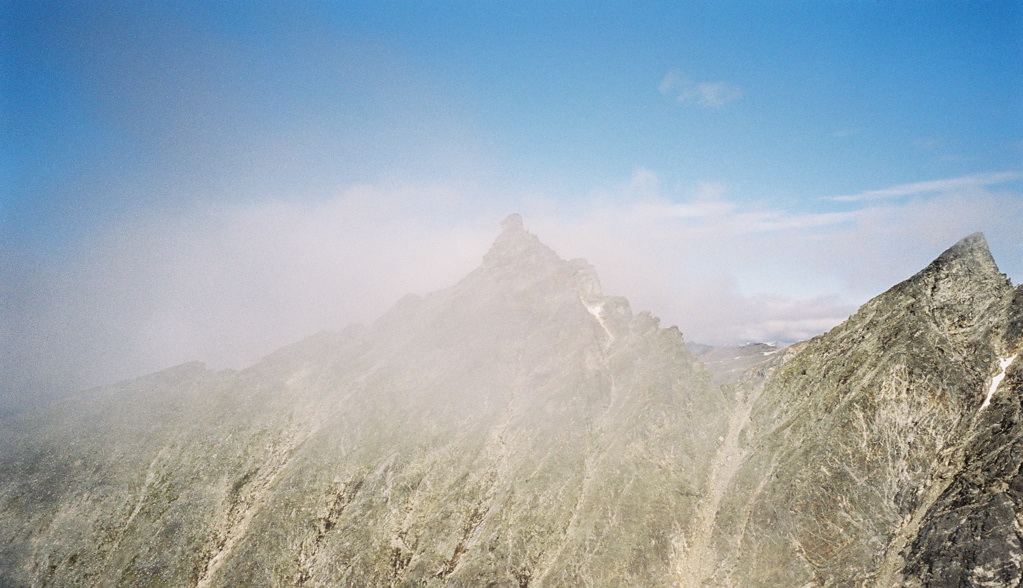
[{"left": 2, "top": 2, "right": 1021, "bottom": 406}]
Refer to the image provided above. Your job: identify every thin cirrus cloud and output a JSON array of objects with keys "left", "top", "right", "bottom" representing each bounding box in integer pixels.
[
  {"left": 659, "top": 70, "right": 742, "bottom": 109},
  {"left": 827, "top": 171, "right": 1021, "bottom": 202}
]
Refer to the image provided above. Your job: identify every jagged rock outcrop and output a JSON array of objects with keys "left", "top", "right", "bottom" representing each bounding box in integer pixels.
[{"left": 1, "top": 223, "right": 1020, "bottom": 587}]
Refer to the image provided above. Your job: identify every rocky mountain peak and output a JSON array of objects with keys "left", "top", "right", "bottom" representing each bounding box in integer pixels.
[
  {"left": 879, "top": 231, "right": 1011, "bottom": 351},
  {"left": 500, "top": 212, "right": 524, "bottom": 231},
  {"left": 907, "top": 231, "right": 1004, "bottom": 290},
  {"left": 481, "top": 213, "right": 561, "bottom": 269},
  {"left": 931, "top": 231, "right": 999, "bottom": 271},
  {"left": 470, "top": 214, "right": 606, "bottom": 305},
  {"left": 941, "top": 231, "right": 988, "bottom": 256}
]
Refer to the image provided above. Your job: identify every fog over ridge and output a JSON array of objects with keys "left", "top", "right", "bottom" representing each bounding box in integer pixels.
[{"left": 2, "top": 173, "right": 1020, "bottom": 412}]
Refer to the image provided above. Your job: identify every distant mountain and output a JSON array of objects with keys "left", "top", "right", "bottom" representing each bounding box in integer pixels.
[
  {"left": 1, "top": 218, "right": 1019, "bottom": 587},
  {"left": 687, "top": 342, "right": 784, "bottom": 386}
]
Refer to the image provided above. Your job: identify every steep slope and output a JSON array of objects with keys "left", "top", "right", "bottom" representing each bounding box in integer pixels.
[
  {"left": 696, "top": 234, "right": 1021, "bottom": 585},
  {"left": 898, "top": 284, "right": 1023, "bottom": 587},
  {"left": 0, "top": 215, "right": 725, "bottom": 587},
  {"left": 3, "top": 224, "right": 1019, "bottom": 587},
  {"left": 0, "top": 332, "right": 369, "bottom": 587}
]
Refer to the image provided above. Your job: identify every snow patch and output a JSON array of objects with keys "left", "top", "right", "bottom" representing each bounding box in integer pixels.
[
  {"left": 981, "top": 354, "right": 1017, "bottom": 410},
  {"left": 584, "top": 300, "right": 614, "bottom": 344}
]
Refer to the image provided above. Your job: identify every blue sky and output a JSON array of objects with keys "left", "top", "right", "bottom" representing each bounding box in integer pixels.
[{"left": 2, "top": 1, "right": 1022, "bottom": 403}]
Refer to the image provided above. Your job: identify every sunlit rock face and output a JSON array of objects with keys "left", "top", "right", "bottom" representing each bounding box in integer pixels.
[
  {"left": 699, "top": 234, "right": 1022, "bottom": 586},
  {"left": 900, "top": 354, "right": 1023, "bottom": 587},
  {"left": 1, "top": 223, "right": 1020, "bottom": 587}
]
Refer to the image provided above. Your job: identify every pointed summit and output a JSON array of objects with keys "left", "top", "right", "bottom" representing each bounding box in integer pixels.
[
  {"left": 942, "top": 231, "right": 988, "bottom": 255},
  {"left": 925, "top": 232, "right": 1000, "bottom": 279},
  {"left": 481, "top": 213, "right": 563, "bottom": 273},
  {"left": 500, "top": 212, "right": 524, "bottom": 231},
  {"left": 891, "top": 232, "right": 1008, "bottom": 303}
]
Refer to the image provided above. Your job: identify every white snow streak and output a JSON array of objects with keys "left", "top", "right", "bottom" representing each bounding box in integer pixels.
[
  {"left": 980, "top": 354, "right": 1017, "bottom": 410},
  {"left": 584, "top": 301, "right": 614, "bottom": 344}
]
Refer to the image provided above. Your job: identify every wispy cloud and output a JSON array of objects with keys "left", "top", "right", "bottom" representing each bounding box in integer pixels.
[
  {"left": 531, "top": 168, "right": 1022, "bottom": 345},
  {"left": 733, "top": 210, "right": 858, "bottom": 233},
  {"left": 659, "top": 71, "right": 742, "bottom": 109},
  {"left": 827, "top": 171, "right": 1020, "bottom": 202}
]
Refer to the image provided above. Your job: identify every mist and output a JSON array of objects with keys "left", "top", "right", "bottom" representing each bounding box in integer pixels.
[{"left": 3, "top": 173, "right": 1020, "bottom": 411}]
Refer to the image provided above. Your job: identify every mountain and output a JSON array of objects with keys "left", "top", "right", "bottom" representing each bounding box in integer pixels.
[
  {"left": 687, "top": 342, "right": 783, "bottom": 386},
  {"left": 0, "top": 219, "right": 1019, "bottom": 587},
  {"left": 691, "top": 232, "right": 1022, "bottom": 586},
  {"left": 0, "top": 215, "right": 724, "bottom": 586}
]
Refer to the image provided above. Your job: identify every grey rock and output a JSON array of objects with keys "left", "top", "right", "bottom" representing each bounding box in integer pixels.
[
  {"left": 898, "top": 291, "right": 1023, "bottom": 587},
  {"left": 698, "top": 233, "right": 1020, "bottom": 586}
]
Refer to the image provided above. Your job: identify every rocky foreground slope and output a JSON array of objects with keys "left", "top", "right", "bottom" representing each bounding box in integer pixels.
[{"left": 1, "top": 217, "right": 1020, "bottom": 587}]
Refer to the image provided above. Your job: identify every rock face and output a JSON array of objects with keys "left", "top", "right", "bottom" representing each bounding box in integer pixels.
[
  {"left": 900, "top": 353, "right": 1023, "bottom": 587},
  {"left": 694, "top": 233, "right": 1022, "bottom": 586},
  {"left": 0, "top": 222, "right": 1020, "bottom": 587}
]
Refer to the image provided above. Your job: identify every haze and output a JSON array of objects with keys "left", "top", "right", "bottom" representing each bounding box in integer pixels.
[{"left": 3, "top": 2, "right": 1021, "bottom": 411}]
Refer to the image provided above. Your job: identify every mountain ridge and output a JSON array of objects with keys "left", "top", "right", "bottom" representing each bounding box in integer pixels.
[{"left": 0, "top": 220, "right": 1019, "bottom": 587}]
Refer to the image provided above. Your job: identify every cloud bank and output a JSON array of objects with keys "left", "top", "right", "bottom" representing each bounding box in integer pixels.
[{"left": 3, "top": 169, "right": 1019, "bottom": 412}]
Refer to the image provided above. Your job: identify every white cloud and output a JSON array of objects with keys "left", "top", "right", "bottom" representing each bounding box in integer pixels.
[
  {"left": 827, "top": 171, "right": 1020, "bottom": 202},
  {"left": 633, "top": 200, "right": 736, "bottom": 221},
  {"left": 694, "top": 182, "right": 728, "bottom": 201},
  {"left": 659, "top": 71, "right": 742, "bottom": 109},
  {"left": 0, "top": 183, "right": 497, "bottom": 400},
  {"left": 693, "top": 82, "right": 743, "bottom": 108},
  {"left": 735, "top": 210, "right": 858, "bottom": 233},
  {"left": 527, "top": 168, "right": 1023, "bottom": 345},
  {"left": 4, "top": 169, "right": 1021, "bottom": 405},
  {"left": 624, "top": 167, "right": 660, "bottom": 198}
]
